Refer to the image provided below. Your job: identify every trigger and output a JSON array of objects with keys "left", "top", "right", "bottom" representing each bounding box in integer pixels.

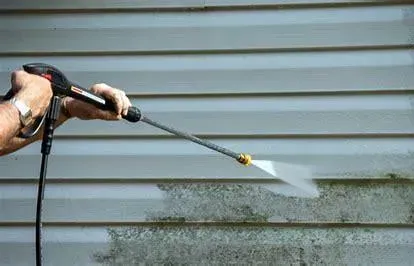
[{"left": 17, "top": 113, "right": 47, "bottom": 139}]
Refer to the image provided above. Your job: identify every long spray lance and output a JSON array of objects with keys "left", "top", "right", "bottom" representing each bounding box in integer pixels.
[{"left": 139, "top": 116, "right": 252, "bottom": 165}]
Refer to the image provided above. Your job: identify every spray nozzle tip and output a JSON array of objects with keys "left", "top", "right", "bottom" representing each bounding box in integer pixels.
[{"left": 238, "top": 153, "right": 252, "bottom": 166}]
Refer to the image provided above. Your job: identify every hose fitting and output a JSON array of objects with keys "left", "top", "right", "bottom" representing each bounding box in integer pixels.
[{"left": 237, "top": 153, "right": 252, "bottom": 166}]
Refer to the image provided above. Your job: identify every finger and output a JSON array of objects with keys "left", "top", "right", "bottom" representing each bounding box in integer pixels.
[
  {"left": 120, "top": 91, "right": 131, "bottom": 116},
  {"left": 112, "top": 90, "right": 124, "bottom": 115},
  {"left": 94, "top": 108, "right": 121, "bottom": 121},
  {"left": 91, "top": 83, "right": 122, "bottom": 115}
]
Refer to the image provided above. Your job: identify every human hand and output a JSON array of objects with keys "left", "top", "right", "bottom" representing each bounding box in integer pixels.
[
  {"left": 63, "top": 83, "right": 132, "bottom": 120},
  {"left": 10, "top": 70, "right": 53, "bottom": 121}
]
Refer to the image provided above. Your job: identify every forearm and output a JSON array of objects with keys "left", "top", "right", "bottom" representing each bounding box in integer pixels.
[
  {"left": 0, "top": 100, "right": 71, "bottom": 156},
  {"left": 0, "top": 101, "right": 22, "bottom": 154},
  {"left": 2, "top": 114, "right": 70, "bottom": 155}
]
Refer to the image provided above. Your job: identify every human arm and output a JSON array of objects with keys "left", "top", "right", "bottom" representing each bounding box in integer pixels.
[
  {"left": 0, "top": 70, "right": 53, "bottom": 155},
  {"left": 1, "top": 71, "right": 131, "bottom": 156}
]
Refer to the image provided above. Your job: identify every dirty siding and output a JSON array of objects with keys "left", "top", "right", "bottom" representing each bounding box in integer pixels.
[{"left": 1, "top": 1, "right": 414, "bottom": 265}]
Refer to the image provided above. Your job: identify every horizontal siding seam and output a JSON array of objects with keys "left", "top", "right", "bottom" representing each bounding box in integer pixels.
[
  {"left": 0, "top": 1, "right": 411, "bottom": 14},
  {"left": 3, "top": 89, "right": 414, "bottom": 99},
  {"left": 1, "top": 178, "right": 413, "bottom": 184},
  {"left": 1, "top": 45, "right": 412, "bottom": 57},
  {"left": 1, "top": 221, "right": 413, "bottom": 228},
  {"left": 50, "top": 133, "right": 414, "bottom": 140}
]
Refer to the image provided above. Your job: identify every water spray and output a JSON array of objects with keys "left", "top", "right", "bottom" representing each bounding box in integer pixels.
[{"left": 13, "top": 63, "right": 318, "bottom": 266}]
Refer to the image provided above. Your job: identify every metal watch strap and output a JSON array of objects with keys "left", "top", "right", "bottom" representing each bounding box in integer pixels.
[{"left": 10, "top": 97, "right": 32, "bottom": 127}]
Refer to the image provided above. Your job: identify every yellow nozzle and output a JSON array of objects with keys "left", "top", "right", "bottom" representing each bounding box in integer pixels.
[{"left": 237, "top": 153, "right": 252, "bottom": 166}]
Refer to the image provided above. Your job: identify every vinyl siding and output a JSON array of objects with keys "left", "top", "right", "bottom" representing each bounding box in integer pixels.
[
  {"left": 0, "top": 0, "right": 411, "bottom": 10},
  {"left": 0, "top": 7, "right": 411, "bottom": 54},
  {"left": 1, "top": 1, "right": 414, "bottom": 265}
]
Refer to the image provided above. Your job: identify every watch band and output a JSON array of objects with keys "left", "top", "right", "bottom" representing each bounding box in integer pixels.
[{"left": 10, "top": 97, "right": 32, "bottom": 127}]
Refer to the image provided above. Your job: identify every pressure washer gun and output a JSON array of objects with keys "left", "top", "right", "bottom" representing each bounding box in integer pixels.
[{"left": 17, "top": 63, "right": 252, "bottom": 166}]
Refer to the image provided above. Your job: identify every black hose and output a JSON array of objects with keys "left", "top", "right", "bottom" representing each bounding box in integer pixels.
[
  {"left": 36, "top": 155, "right": 48, "bottom": 266},
  {"left": 36, "top": 96, "right": 61, "bottom": 266}
]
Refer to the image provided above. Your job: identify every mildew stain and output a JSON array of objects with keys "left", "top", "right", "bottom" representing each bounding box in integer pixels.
[
  {"left": 143, "top": 182, "right": 414, "bottom": 224},
  {"left": 92, "top": 226, "right": 414, "bottom": 265},
  {"left": 93, "top": 181, "right": 413, "bottom": 265}
]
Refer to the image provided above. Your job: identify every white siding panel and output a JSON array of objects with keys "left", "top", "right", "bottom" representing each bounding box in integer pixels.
[
  {"left": 0, "top": 0, "right": 396, "bottom": 10},
  {"left": 1, "top": 227, "right": 413, "bottom": 266},
  {"left": 0, "top": 227, "right": 107, "bottom": 266},
  {"left": 1, "top": 50, "right": 414, "bottom": 95},
  {"left": 51, "top": 94, "right": 414, "bottom": 136},
  {"left": 1, "top": 183, "right": 413, "bottom": 223},
  {"left": 0, "top": 0, "right": 204, "bottom": 10},
  {"left": 0, "top": 184, "right": 165, "bottom": 222},
  {"left": 206, "top": 0, "right": 405, "bottom": 6},
  {"left": 1, "top": 138, "right": 413, "bottom": 179},
  {"left": 0, "top": 6, "right": 411, "bottom": 54},
  {"left": 0, "top": 5, "right": 405, "bottom": 29}
]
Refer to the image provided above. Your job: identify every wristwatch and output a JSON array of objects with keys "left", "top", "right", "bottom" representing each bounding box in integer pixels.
[{"left": 10, "top": 97, "right": 32, "bottom": 127}]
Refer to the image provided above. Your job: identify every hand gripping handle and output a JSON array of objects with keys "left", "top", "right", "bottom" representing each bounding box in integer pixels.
[{"left": 23, "top": 63, "right": 141, "bottom": 123}]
